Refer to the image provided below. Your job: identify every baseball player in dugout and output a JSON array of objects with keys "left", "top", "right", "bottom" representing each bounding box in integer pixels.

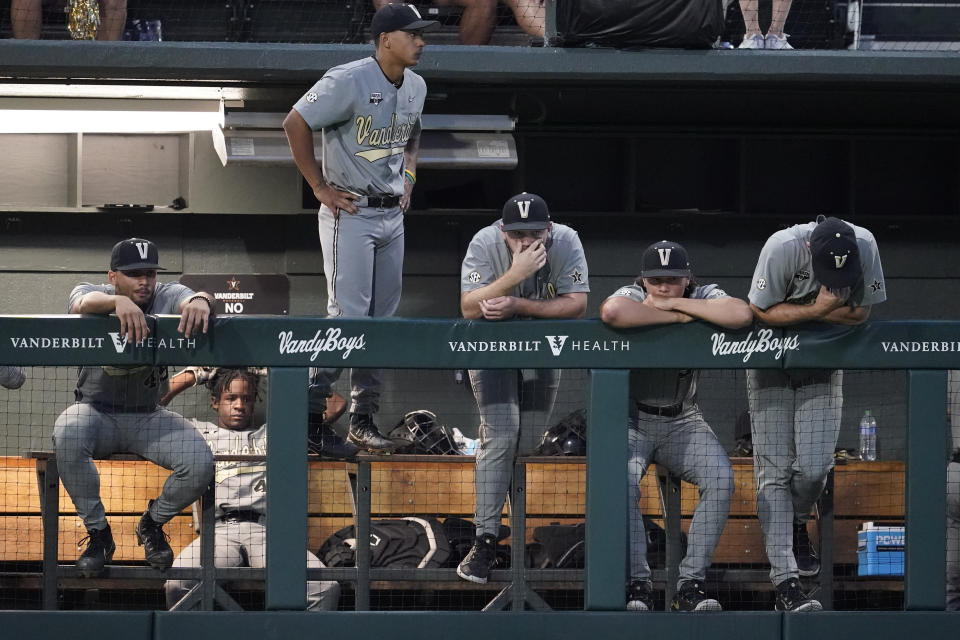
[
  {"left": 53, "top": 238, "right": 216, "bottom": 577},
  {"left": 600, "top": 240, "right": 753, "bottom": 611},
  {"left": 164, "top": 369, "right": 340, "bottom": 611},
  {"left": 283, "top": 3, "right": 439, "bottom": 453},
  {"left": 748, "top": 216, "right": 886, "bottom": 611},
  {"left": 456, "top": 192, "right": 590, "bottom": 584}
]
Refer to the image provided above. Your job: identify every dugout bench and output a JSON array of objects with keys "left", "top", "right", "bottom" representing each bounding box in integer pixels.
[{"left": 0, "top": 452, "right": 905, "bottom": 611}]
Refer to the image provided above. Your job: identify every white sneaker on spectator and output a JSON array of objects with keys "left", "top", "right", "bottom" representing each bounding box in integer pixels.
[
  {"left": 765, "top": 33, "right": 793, "bottom": 50},
  {"left": 739, "top": 33, "right": 765, "bottom": 49}
]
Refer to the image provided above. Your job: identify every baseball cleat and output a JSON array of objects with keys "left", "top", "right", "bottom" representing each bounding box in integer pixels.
[
  {"left": 456, "top": 533, "right": 498, "bottom": 584},
  {"left": 627, "top": 580, "right": 655, "bottom": 611},
  {"left": 75, "top": 524, "right": 116, "bottom": 578},
  {"left": 135, "top": 501, "right": 174, "bottom": 571},
  {"left": 793, "top": 521, "right": 820, "bottom": 577},
  {"left": 775, "top": 579, "right": 823, "bottom": 611},
  {"left": 671, "top": 580, "right": 722, "bottom": 611},
  {"left": 347, "top": 413, "right": 396, "bottom": 453}
]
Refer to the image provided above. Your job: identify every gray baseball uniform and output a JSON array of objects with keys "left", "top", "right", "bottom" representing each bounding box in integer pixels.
[
  {"left": 461, "top": 221, "right": 590, "bottom": 536},
  {"left": 293, "top": 56, "right": 426, "bottom": 415},
  {"left": 164, "top": 421, "right": 339, "bottom": 611},
  {"left": 53, "top": 281, "right": 215, "bottom": 529},
  {"left": 747, "top": 220, "right": 886, "bottom": 584},
  {"left": 607, "top": 283, "right": 734, "bottom": 586},
  {"left": 0, "top": 365, "right": 25, "bottom": 389}
]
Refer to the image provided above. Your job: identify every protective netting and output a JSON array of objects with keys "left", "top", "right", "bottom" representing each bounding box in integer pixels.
[{"left": 0, "top": 366, "right": 946, "bottom": 610}]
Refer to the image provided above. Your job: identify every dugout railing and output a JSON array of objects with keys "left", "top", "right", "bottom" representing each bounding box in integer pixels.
[{"left": 0, "top": 315, "right": 955, "bottom": 639}]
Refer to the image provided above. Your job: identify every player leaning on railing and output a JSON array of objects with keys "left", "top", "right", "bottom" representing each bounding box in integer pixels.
[{"left": 52, "top": 238, "right": 216, "bottom": 577}]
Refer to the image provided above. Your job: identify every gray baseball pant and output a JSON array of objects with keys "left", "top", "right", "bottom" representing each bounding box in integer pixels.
[
  {"left": 947, "top": 461, "right": 960, "bottom": 611},
  {"left": 52, "top": 403, "right": 214, "bottom": 530},
  {"left": 746, "top": 369, "right": 842, "bottom": 585},
  {"left": 164, "top": 520, "right": 340, "bottom": 611},
  {"left": 314, "top": 204, "right": 404, "bottom": 415},
  {"left": 628, "top": 409, "right": 734, "bottom": 586},
  {"left": 469, "top": 368, "right": 560, "bottom": 537}
]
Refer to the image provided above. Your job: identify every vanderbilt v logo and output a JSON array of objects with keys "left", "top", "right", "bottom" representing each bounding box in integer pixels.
[
  {"left": 135, "top": 242, "right": 149, "bottom": 260},
  {"left": 834, "top": 254, "right": 848, "bottom": 269},
  {"left": 657, "top": 248, "right": 672, "bottom": 266},
  {"left": 517, "top": 200, "right": 531, "bottom": 219},
  {"left": 107, "top": 332, "right": 128, "bottom": 354}
]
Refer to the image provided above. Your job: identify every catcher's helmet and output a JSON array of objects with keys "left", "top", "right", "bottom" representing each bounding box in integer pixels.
[
  {"left": 388, "top": 410, "right": 461, "bottom": 455},
  {"left": 536, "top": 409, "right": 587, "bottom": 456}
]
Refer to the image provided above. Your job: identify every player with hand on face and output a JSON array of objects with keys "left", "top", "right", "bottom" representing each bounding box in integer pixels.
[
  {"left": 601, "top": 240, "right": 752, "bottom": 611},
  {"left": 456, "top": 192, "right": 589, "bottom": 584},
  {"left": 53, "top": 238, "right": 215, "bottom": 577},
  {"left": 164, "top": 369, "right": 340, "bottom": 611},
  {"left": 747, "top": 216, "right": 886, "bottom": 611},
  {"left": 283, "top": 3, "right": 439, "bottom": 453}
]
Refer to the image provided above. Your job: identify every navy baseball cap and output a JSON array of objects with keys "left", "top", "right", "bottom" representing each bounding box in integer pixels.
[
  {"left": 810, "top": 217, "right": 860, "bottom": 289},
  {"left": 641, "top": 240, "right": 692, "bottom": 278},
  {"left": 371, "top": 3, "right": 439, "bottom": 40},
  {"left": 501, "top": 192, "right": 551, "bottom": 231},
  {"left": 110, "top": 238, "right": 165, "bottom": 271}
]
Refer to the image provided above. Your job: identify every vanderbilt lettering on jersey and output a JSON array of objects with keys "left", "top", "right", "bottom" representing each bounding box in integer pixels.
[{"left": 354, "top": 112, "right": 419, "bottom": 163}]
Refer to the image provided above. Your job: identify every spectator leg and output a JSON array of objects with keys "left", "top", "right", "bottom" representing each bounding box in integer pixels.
[
  {"left": 10, "top": 0, "right": 42, "bottom": 39},
  {"left": 503, "top": 0, "right": 544, "bottom": 38},
  {"left": 97, "top": 0, "right": 128, "bottom": 41}
]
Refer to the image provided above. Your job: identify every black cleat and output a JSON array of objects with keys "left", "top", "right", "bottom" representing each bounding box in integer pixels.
[
  {"left": 308, "top": 422, "right": 360, "bottom": 460},
  {"left": 775, "top": 578, "right": 823, "bottom": 611},
  {"left": 671, "top": 580, "right": 721, "bottom": 611},
  {"left": 456, "top": 533, "right": 498, "bottom": 584},
  {"left": 627, "top": 580, "right": 655, "bottom": 611},
  {"left": 347, "top": 413, "right": 395, "bottom": 453},
  {"left": 793, "top": 520, "right": 820, "bottom": 577},
  {"left": 75, "top": 524, "right": 115, "bottom": 577},
  {"left": 135, "top": 502, "right": 174, "bottom": 571}
]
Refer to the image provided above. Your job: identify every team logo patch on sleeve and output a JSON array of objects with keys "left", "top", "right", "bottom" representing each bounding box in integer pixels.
[
  {"left": 370, "top": 92, "right": 383, "bottom": 105},
  {"left": 569, "top": 269, "right": 583, "bottom": 284},
  {"left": 305, "top": 92, "right": 318, "bottom": 103},
  {"left": 614, "top": 287, "right": 632, "bottom": 297},
  {"left": 468, "top": 271, "right": 482, "bottom": 283},
  {"left": 756, "top": 277, "right": 766, "bottom": 290},
  {"left": 871, "top": 279, "right": 883, "bottom": 292}
]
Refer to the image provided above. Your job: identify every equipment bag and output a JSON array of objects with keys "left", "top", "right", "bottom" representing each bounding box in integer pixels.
[{"left": 319, "top": 517, "right": 452, "bottom": 568}]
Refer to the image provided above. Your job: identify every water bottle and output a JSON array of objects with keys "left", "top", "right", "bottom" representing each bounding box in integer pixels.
[{"left": 859, "top": 410, "right": 877, "bottom": 461}]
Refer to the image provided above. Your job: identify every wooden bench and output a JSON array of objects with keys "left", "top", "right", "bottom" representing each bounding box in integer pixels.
[{"left": 0, "top": 453, "right": 906, "bottom": 610}]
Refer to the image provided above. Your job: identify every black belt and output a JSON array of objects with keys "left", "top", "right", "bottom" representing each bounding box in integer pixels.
[
  {"left": 86, "top": 401, "right": 158, "bottom": 414},
  {"left": 220, "top": 510, "right": 262, "bottom": 523},
  {"left": 636, "top": 401, "right": 684, "bottom": 418},
  {"left": 363, "top": 194, "right": 400, "bottom": 209}
]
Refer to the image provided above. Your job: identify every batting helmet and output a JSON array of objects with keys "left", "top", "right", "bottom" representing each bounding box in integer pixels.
[
  {"left": 536, "top": 409, "right": 587, "bottom": 456},
  {"left": 388, "top": 410, "right": 461, "bottom": 455}
]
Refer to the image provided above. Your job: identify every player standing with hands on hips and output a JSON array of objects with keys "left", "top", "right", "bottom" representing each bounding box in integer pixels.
[
  {"left": 283, "top": 3, "right": 438, "bottom": 452},
  {"left": 456, "top": 192, "right": 589, "bottom": 584},
  {"left": 747, "top": 216, "right": 886, "bottom": 611},
  {"left": 601, "top": 240, "right": 753, "bottom": 611}
]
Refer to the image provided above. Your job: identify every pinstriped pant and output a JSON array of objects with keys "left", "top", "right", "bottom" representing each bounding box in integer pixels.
[
  {"left": 52, "top": 403, "right": 214, "bottom": 530},
  {"left": 469, "top": 368, "right": 561, "bottom": 537},
  {"left": 747, "top": 369, "right": 843, "bottom": 585},
  {"left": 314, "top": 204, "right": 404, "bottom": 415},
  {"left": 628, "top": 409, "right": 734, "bottom": 585}
]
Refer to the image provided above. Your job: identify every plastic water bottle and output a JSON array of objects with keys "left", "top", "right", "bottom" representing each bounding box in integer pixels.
[{"left": 859, "top": 410, "right": 877, "bottom": 461}]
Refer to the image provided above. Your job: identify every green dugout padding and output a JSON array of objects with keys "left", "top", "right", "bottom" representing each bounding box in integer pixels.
[
  {"left": 0, "top": 611, "right": 153, "bottom": 638},
  {"left": 783, "top": 611, "right": 959, "bottom": 640},
  {"left": 4, "top": 315, "right": 960, "bottom": 369},
  {"left": 154, "top": 611, "right": 783, "bottom": 640}
]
